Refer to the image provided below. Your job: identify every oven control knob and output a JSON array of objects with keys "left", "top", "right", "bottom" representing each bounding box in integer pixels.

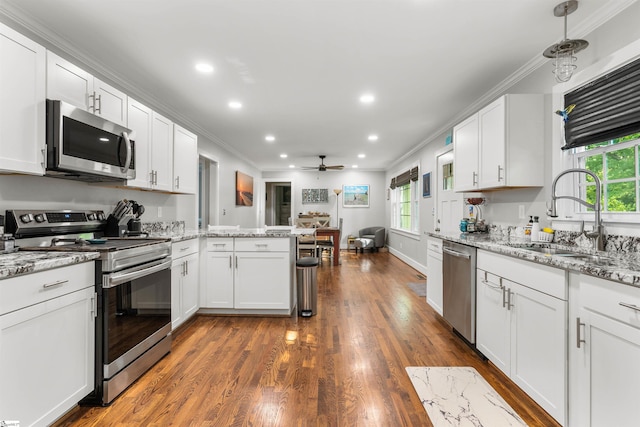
[
  {"left": 34, "top": 213, "right": 46, "bottom": 223},
  {"left": 97, "top": 212, "right": 105, "bottom": 221},
  {"left": 20, "top": 214, "right": 33, "bottom": 223},
  {"left": 87, "top": 213, "right": 96, "bottom": 221}
]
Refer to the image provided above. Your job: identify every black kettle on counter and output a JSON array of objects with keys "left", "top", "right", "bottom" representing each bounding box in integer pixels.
[{"left": 126, "top": 201, "right": 145, "bottom": 236}]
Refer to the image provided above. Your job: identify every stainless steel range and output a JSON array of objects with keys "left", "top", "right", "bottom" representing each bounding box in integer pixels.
[{"left": 6, "top": 209, "right": 172, "bottom": 405}]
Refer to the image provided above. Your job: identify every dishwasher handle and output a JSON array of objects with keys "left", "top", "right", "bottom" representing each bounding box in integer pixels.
[{"left": 443, "top": 247, "right": 471, "bottom": 259}]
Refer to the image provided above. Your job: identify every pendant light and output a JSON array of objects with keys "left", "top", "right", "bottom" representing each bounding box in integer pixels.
[{"left": 543, "top": 1, "right": 589, "bottom": 83}]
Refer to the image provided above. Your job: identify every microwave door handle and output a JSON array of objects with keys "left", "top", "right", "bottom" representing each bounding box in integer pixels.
[{"left": 121, "top": 131, "right": 132, "bottom": 173}]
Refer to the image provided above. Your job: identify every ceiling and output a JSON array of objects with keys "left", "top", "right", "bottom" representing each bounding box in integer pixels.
[{"left": 0, "top": 0, "right": 633, "bottom": 172}]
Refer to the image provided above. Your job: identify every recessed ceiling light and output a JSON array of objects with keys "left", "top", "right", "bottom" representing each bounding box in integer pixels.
[
  {"left": 352, "top": 165, "right": 359, "bottom": 168},
  {"left": 358, "top": 154, "right": 366, "bottom": 158},
  {"left": 359, "top": 93, "right": 375, "bottom": 104},
  {"left": 265, "top": 135, "right": 275, "bottom": 142},
  {"left": 195, "top": 63, "right": 214, "bottom": 73},
  {"left": 280, "top": 154, "right": 288, "bottom": 158},
  {"left": 228, "top": 101, "right": 243, "bottom": 110},
  {"left": 368, "top": 134, "right": 378, "bottom": 141},
  {"left": 289, "top": 164, "right": 295, "bottom": 168}
]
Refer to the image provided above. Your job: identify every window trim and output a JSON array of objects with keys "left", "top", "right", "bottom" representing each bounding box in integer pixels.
[{"left": 390, "top": 163, "right": 420, "bottom": 234}]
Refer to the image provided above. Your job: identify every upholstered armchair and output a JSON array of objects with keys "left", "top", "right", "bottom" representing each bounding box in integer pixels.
[{"left": 358, "top": 226, "right": 385, "bottom": 250}]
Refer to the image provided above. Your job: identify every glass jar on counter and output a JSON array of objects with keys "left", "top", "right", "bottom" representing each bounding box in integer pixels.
[{"left": 459, "top": 219, "right": 468, "bottom": 232}]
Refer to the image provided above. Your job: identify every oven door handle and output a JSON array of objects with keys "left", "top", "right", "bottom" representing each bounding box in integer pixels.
[{"left": 104, "top": 258, "right": 171, "bottom": 288}]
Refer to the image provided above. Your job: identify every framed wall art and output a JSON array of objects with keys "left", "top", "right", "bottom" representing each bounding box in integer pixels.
[
  {"left": 423, "top": 172, "right": 431, "bottom": 198},
  {"left": 343, "top": 184, "right": 369, "bottom": 208},
  {"left": 235, "top": 171, "right": 254, "bottom": 206},
  {"left": 302, "top": 188, "right": 329, "bottom": 204}
]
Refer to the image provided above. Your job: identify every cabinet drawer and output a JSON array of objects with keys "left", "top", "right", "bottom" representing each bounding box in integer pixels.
[
  {"left": 580, "top": 275, "right": 640, "bottom": 328},
  {"left": 0, "top": 262, "right": 94, "bottom": 315},
  {"left": 207, "top": 238, "right": 234, "bottom": 252},
  {"left": 478, "top": 250, "right": 567, "bottom": 300},
  {"left": 172, "top": 238, "right": 199, "bottom": 258},
  {"left": 235, "top": 238, "right": 289, "bottom": 252}
]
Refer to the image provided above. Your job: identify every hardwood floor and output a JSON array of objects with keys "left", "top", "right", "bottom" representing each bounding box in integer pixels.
[{"left": 58, "top": 251, "right": 560, "bottom": 426}]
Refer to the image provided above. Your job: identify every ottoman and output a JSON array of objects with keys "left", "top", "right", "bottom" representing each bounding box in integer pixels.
[{"left": 354, "top": 237, "right": 374, "bottom": 253}]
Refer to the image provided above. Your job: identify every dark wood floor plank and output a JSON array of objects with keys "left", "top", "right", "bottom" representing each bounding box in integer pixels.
[{"left": 56, "top": 250, "right": 560, "bottom": 427}]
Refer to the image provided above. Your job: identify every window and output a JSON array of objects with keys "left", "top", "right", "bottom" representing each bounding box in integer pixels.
[
  {"left": 574, "top": 132, "right": 640, "bottom": 213},
  {"left": 391, "top": 166, "right": 419, "bottom": 233}
]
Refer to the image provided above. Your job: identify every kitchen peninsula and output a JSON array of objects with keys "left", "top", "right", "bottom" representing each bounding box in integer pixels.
[{"left": 202, "top": 228, "right": 299, "bottom": 315}]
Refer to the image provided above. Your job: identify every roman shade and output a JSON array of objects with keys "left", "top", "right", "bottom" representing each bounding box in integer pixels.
[
  {"left": 563, "top": 56, "right": 640, "bottom": 150},
  {"left": 390, "top": 167, "right": 419, "bottom": 189}
]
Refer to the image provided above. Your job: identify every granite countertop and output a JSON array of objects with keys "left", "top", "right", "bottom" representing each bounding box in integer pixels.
[
  {"left": 0, "top": 251, "right": 101, "bottom": 280},
  {"left": 429, "top": 231, "right": 640, "bottom": 288},
  {"left": 206, "top": 227, "right": 311, "bottom": 238}
]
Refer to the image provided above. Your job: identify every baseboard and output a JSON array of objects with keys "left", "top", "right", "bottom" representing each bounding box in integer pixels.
[{"left": 388, "top": 246, "right": 427, "bottom": 275}]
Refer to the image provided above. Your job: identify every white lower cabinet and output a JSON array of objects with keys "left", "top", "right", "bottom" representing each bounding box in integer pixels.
[
  {"left": 171, "top": 238, "right": 199, "bottom": 329},
  {"left": 569, "top": 274, "right": 640, "bottom": 427},
  {"left": 203, "top": 237, "right": 295, "bottom": 314},
  {"left": 476, "top": 250, "right": 567, "bottom": 425},
  {"left": 0, "top": 262, "right": 95, "bottom": 427}
]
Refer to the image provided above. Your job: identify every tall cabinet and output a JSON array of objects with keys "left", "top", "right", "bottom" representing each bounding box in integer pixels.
[
  {"left": 0, "top": 22, "right": 46, "bottom": 175},
  {"left": 453, "top": 94, "right": 544, "bottom": 192}
]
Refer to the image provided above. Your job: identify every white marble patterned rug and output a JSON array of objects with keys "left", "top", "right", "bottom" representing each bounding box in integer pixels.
[{"left": 405, "top": 366, "right": 528, "bottom": 427}]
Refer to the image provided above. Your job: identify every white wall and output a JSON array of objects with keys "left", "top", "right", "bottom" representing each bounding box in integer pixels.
[{"left": 262, "top": 169, "right": 386, "bottom": 245}]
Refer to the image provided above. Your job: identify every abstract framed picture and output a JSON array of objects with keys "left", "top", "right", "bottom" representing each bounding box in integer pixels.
[
  {"left": 343, "top": 184, "right": 369, "bottom": 208},
  {"left": 236, "top": 171, "right": 254, "bottom": 206},
  {"left": 423, "top": 172, "right": 431, "bottom": 198}
]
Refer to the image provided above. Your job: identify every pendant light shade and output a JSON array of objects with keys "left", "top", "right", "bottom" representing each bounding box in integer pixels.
[{"left": 543, "top": 1, "right": 588, "bottom": 83}]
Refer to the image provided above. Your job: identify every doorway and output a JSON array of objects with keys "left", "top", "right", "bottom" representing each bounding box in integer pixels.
[
  {"left": 435, "top": 149, "right": 463, "bottom": 234},
  {"left": 265, "top": 182, "right": 291, "bottom": 226}
]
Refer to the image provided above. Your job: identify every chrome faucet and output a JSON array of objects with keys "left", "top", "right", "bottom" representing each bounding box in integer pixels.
[{"left": 548, "top": 168, "right": 605, "bottom": 251}]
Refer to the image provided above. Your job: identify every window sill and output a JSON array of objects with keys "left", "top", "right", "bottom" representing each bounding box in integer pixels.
[{"left": 390, "top": 227, "right": 421, "bottom": 241}]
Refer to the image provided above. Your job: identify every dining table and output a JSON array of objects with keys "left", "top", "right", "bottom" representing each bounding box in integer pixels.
[{"left": 316, "top": 227, "right": 341, "bottom": 266}]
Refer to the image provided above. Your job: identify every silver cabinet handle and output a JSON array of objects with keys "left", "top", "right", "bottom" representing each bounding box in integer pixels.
[
  {"left": 235, "top": 256, "right": 238, "bottom": 269},
  {"left": 443, "top": 247, "right": 471, "bottom": 259},
  {"left": 229, "top": 255, "right": 232, "bottom": 269},
  {"left": 150, "top": 171, "right": 155, "bottom": 185},
  {"left": 95, "top": 94, "right": 102, "bottom": 114},
  {"left": 619, "top": 302, "right": 640, "bottom": 312},
  {"left": 576, "top": 317, "right": 586, "bottom": 348},
  {"left": 498, "top": 165, "right": 504, "bottom": 181},
  {"left": 472, "top": 171, "right": 478, "bottom": 186},
  {"left": 43, "top": 279, "right": 68, "bottom": 289},
  {"left": 175, "top": 176, "right": 180, "bottom": 189},
  {"left": 179, "top": 247, "right": 189, "bottom": 252},
  {"left": 501, "top": 284, "right": 507, "bottom": 308},
  {"left": 185, "top": 260, "right": 188, "bottom": 275},
  {"left": 89, "top": 91, "right": 96, "bottom": 112},
  {"left": 506, "top": 288, "right": 513, "bottom": 310}
]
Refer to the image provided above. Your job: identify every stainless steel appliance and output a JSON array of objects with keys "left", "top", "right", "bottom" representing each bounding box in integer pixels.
[
  {"left": 46, "top": 99, "right": 135, "bottom": 182},
  {"left": 6, "top": 209, "right": 171, "bottom": 405},
  {"left": 442, "top": 240, "right": 477, "bottom": 344}
]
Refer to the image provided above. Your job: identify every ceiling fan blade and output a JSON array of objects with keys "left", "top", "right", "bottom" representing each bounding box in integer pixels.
[{"left": 325, "top": 165, "right": 344, "bottom": 170}]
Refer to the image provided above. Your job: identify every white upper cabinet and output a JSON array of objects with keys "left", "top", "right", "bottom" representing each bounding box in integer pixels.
[
  {"left": 46, "top": 51, "right": 128, "bottom": 126},
  {"left": 173, "top": 124, "right": 198, "bottom": 194},
  {"left": 0, "top": 23, "right": 46, "bottom": 175},
  {"left": 453, "top": 94, "right": 544, "bottom": 192},
  {"left": 126, "top": 98, "right": 153, "bottom": 189},
  {"left": 151, "top": 111, "right": 174, "bottom": 192}
]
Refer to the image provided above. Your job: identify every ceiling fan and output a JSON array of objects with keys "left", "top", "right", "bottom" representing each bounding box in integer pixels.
[{"left": 301, "top": 155, "right": 344, "bottom": 171}]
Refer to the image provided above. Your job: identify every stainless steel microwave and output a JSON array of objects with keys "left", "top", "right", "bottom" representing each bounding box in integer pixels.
[{"left": 46, "top": 99, "right": 135, "bottom": 182}]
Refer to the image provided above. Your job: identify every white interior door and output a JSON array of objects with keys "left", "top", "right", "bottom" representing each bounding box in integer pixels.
[{"left": 436, "top": 149, "right": 463, "bottom": 233}]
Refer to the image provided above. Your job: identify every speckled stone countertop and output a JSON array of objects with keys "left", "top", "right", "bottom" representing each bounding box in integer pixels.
[
  {"left": 0, "top": 251, "right": 101, "bottom": 280},
  {"left": 206, "top": 228, "right": 311, "bottom": 238},
  {"left": 429, "top": 231, "right": 640, "bottom": 288}
]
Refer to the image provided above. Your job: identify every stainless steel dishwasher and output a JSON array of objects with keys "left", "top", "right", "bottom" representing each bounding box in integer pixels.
[{"left": 442, "top": 240, "right": 477, "bottom": 344}]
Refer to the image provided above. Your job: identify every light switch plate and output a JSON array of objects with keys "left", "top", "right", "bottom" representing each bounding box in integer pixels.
[{"left": 518, "top": 205, "right": 525, "bottom": 219}]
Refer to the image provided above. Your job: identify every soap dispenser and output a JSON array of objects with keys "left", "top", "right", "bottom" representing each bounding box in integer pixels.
[
  {"left": 524, "top": 216, "right": 533, "bottom": 241},
  {"left": 531, "top": 216, "right": 540, "bottom": 242}
]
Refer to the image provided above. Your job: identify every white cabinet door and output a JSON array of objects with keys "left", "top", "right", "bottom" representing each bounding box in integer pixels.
[
  {"left": 511, "top": 281, "right": 566, "bottom": 423},
  {"left": 182, "top": 253, "right": 200, "bottom": 320},
  {"left": 452, "top": 113, "right": 479, "bottom": 191},
  {"left": 0, "top": 23, "right": 46, "bottom": 175},
  {"left": 126, "top": 98, "right": 152, "bottom": 189},
  {"left": 46, "top": 51, "right": 92, "bottom": 110},
  {"left": 151, "top": 111, "right": 173, "bottom": 192},
  {"left": 0, "top": 287, "right": 94, "bottom": 427},
  {"left": 476, "top": 270, "right": 510, "bottom": 375},
  {"left": 173, "top": 124, "right": 198, "bottom": 194},
  {"left": 235, "top": 251, "right": 290, "bottom": 310},
  {"left": 575, "top": 308, "right": 640, "bottom": 427},
  {"left": 478, "top": 96, "right": 506, "bottom": 189},
  {"left": 204, "top": 251, "right": 235, "bottom": 308},
  {"left": 47, "top": 52, "right": 127, "bottom": 126},
  {"left": 426, "top": 238, "right": 443, "bottom": 315},
  {"left": 93, "top": 77, "right": 128, "bottom": 126}
]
